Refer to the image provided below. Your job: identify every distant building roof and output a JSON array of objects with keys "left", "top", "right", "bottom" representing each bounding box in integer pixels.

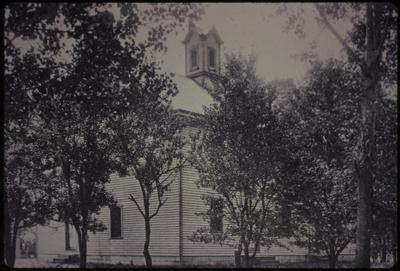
[{"left": 170, "top": 73, "right": 214, "bottom": 114}]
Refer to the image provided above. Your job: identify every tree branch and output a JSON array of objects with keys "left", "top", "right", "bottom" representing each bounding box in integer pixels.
[
  {"left": 149, "top": 182, "right": 167, "bottom": 219},
  {"left": 129, "top": 194, "right": 145, "bottom": 218},
  {"left": 158, "top": 170, "right": 176, "bottom": 187},
  {"left": 149, "top": 198, "right": 166, "bottom": 220},
  {"left": 314, "top": 3, "right": 361, "bottom": 64},
  {"left": 335, "top": 237, "right": 352, "bottom": 257},
  {"left": 159, "top": 157, "right": 189, "bottom": 177},
  {"left": 4, "top": 34, "right": 17, "bottom": 49},
  {"left": 223, "top": 192, "right": 241, "bottom": 228}
]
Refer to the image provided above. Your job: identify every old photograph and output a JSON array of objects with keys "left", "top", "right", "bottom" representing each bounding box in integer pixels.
[{"left": 3, "top": 2, "right": 397, "bottom": 269}]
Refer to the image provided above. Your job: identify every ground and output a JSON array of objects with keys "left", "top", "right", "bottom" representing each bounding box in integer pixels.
[
  {"left": 14, "top": 258, "right": 144, "bottom": 268},
  {"left": 13, "top": 258, "right": 395, "bottom": 268},
  {"left": 15, "top": 258, "right": 77, "bottom": 268}
]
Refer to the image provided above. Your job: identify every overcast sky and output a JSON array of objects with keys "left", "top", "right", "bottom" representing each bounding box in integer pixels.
[
  {"left": 9, "top": 3, "right": 351, "bottom": 86},
  {"left": 156, "top": 3, "right": 350, "bottom": 85}
]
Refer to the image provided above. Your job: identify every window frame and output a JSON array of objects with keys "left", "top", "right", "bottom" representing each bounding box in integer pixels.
[
  {"left": 190, "top": 47, "right": 199, "bottom": 71},
  {"left": 208, "top": 47, "right": 216, "bottom": 70},
  {"left": 109, "top": 205, "right": 123, "bottom": 240},
  {"left": 280, "top": 204, "right": 291, "bottom": 225},
  {"left": 279, "top": 203, "right": 292, "bottom": 237},
  {"left": 209, "top": 198, "right": 223, "bottom": 233}
]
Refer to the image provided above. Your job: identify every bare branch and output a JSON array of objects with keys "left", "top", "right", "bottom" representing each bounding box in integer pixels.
[
  {"left": 159, "top": 157, "right": 189, "bottom": 176},
  {"left": 335, "top": 237, "right": 352, "bottom": 257},
  {"left": 150, "top": 192, "right": 167, "bottom": 220},
  {"left": 4, "top": 35, "right": 17, "bottom": 49},
  {"left": 158, "top": 170, "right": 177, "bottom": 187},
  {"left": 223, "top": 192, "right": 241, "bottom": 227},
  {"left": 129, "top": 194, "right": 145, "bottom": 218},
  {"left": 314, "top": 3, "right": 361, "bottom": 64}
]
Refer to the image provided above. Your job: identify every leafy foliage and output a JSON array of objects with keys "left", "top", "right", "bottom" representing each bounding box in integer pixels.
[
  {"left": 4, "top": 2, "right": 203, "bottom": 268},
  {"left": 277, "top": 3, "right": 397, "bottom": 267},
  {"left": 108, "top": 69, "right": 186, "bottom": 267},
  {"left": 190, "top": 54, "right": 288, "bottom": 267},
  {"left": 279, "top": 60, "right": 361, "bottom": 268},
  {"left": 370, "top": 98, "right": 397, "bottom": 263}
]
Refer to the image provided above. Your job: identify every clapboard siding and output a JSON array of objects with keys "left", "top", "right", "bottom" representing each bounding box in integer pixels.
[
  {"left": 87, "top": 125, "right": 197, "bottom": 258},
  {"left": 181, "top": 165, "right": 235, "bottom": 256},
  {"left": 37, "top": 221, "right": 79, "bottom": 258},
  {"left": 38, "top": 123, "right": 355, "bottom": 262},
  {"left": 180, "top": 125, "right": 311, "bottom": 257},
  {"left": 87, "top": 172, "right": 180, "bottom": 257}
]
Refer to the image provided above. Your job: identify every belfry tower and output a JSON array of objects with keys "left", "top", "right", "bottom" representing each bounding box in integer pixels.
[{"left": 182, "top": 21, "right": 223, "bottom": 88}]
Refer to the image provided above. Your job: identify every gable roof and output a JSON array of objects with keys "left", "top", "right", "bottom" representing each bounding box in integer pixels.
[
  {"left": 170, "top": 73, "right": 214, "bottom": 114},
  {"left": 207, "top": 27, "right": 223, "bottom": 45},
  {"left": 182, "top": 24, "right": 223, "bottom": 45}
]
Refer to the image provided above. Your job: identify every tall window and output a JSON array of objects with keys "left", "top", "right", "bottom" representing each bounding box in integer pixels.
[
  {"left": 110, "top": 206, "right": 122, "bottom": 239},
  {"left": 279, "top": 203, "right": 291, "bottom": 237},
  {"left": 191, "top": 47, "right": 198, "bottom": 70},
  {"left": 208, "top": 47, "right": 215, "bottom": 69},
  {"left": 210, "top": 198, "right": 223, "bottom": 232},
  {"left": 280, "top": 204, "right": 291, "bottom": 225}
]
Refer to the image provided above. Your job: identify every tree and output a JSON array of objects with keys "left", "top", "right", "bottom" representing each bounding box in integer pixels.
[
  {"left": 38, "top": 8, "right": 199, "bottom": 268},
  {"left": 3, "top": 31, "right": 61, "bottom": 269},
  {"left": 36, "top": 11, "right": 125, "bottom": 268},
  {"left": 108, "top": 74, "right": 186, "bottom": 267},
  {"left": 190, "top": 54, "right": 287, "bottom": 267},
  {"left": 370, "top": 97, "right": 397, "bottom": 264},
  {"left": 278, "top": 3, "right": 397, "bottom": 267},
  {"left": 4, "top": 3, "right": 204, "bottom": 267},
  {"left": 279, "top": 60, "right": 361, "bottom": 268},
  {"left": 4, "top": 127, "right": 58, "bottom": 267}
]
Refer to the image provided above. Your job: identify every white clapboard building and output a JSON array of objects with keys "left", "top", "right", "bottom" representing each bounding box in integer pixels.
[{"left": 34, "top": 22, "right": 355, "bottom": 266}]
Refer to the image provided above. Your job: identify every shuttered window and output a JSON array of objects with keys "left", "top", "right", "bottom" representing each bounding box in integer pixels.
[
  {"left": 210, "top": 198, "right": 223, "bottom": 232},
  {"left": 110, "top": 206, "right": 122, "bottom": 239}
]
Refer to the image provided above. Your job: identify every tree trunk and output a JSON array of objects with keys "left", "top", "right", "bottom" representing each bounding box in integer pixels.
[
  {"left": 243, "top": 242, "right": 250, "bottom": 267},
  {"left": 355, "top": 160, "right": 373, "bottom": 268},
  {"left": 4, "top": 190, "right": 14, "bottom": 267},
  {"left": 144, "top": 216, "right": 152, "bottom": 267},
  {"left": 4, "top": 209, "right": 11, "bottom": 266},
  {"left": 380, "top": 238, "right": 387, "bottom": 263},
  {"left": 4, "top": 219, "right": 18, "bottom": 267},
  {"left": 235, "top": 242, "right": 242, "bottom": 267},
  {"left": 65, "top": 218, "right": 71, "bottom": 251},
  {"left": 328, "top": 255, "right": 337, "bottom": 268},
  {"left": 78, "top": 229, "right": 87, "bottom": 268},
  {"left": 354, "top": 3, "right": 378, "bottom": 268},
  {"left": 75, "top": 224, "right": 87, "bottom": 269}
]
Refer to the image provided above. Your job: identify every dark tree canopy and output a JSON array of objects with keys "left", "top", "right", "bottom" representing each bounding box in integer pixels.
[
  {"left": 279, "top": 60, "right": 361, "bottom": 268},
  {"left": 190, "top": 54, "right": 289, "bottom": 267},
  {"left": 4, "top": 2, "right": 204, "bottom": 268}
]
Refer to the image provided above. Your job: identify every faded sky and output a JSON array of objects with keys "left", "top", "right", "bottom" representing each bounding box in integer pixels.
[
  {"left": 155, "top": 3, "right": 350, "bottom": 85},
  {"left": 9, "top": 3, "right": 351, "bottom": 85}
]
